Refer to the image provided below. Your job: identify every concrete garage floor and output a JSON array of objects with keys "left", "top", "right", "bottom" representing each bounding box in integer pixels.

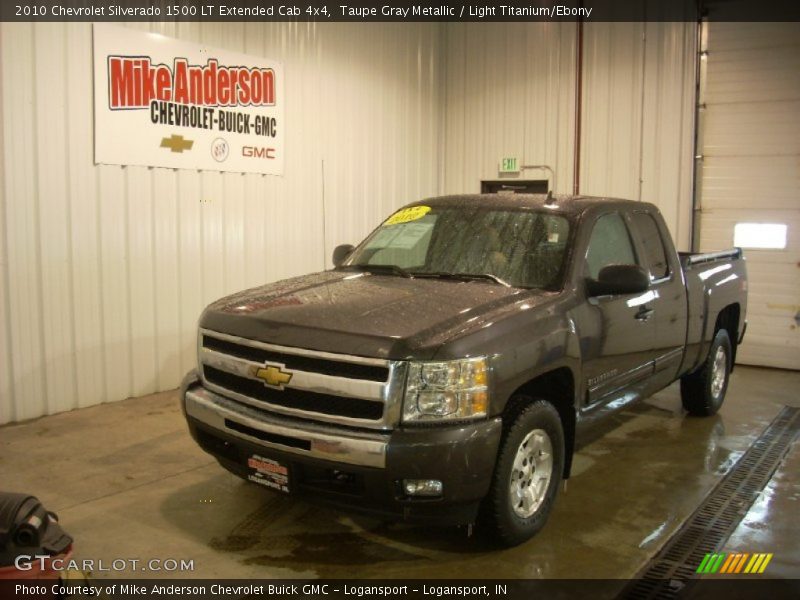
[{"left": 1, "top": 366, "right": 798, "bottom": 580}]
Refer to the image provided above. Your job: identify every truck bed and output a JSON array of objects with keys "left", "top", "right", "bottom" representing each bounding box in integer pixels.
[
  {"left": 678, "top": 248, "right": 747, "bottom": 376},
  {"left": 679, "top": 248, "right": 743, "bottom": 267}
]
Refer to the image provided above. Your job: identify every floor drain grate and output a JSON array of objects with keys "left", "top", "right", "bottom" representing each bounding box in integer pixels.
[{"left": 620, "top": 405, "right": 800, "bottom": 600}]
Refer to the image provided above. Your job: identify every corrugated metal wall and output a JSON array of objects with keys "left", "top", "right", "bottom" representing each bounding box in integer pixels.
[
  {"left": 0, "top": 19, "right": 702, "bottom": 423},
  {"left": 0, "top": 22, "right": 443, "bottom": 424},
  {"left": 442, "top": 21, "right": 696, "bottom": 250},
  {"left": 697, "top": 22, "right": 800, "bottom": 369},
  {"left": 442, "top": 22, "right": 578, "bottom": 197}
]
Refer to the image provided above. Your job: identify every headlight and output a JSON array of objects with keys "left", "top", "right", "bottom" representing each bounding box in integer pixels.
[{"left": 402, "top": 357, "right": 489, "bottom": 422}]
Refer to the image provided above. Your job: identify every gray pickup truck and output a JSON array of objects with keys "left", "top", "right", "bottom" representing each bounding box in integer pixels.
[{"left": 181, "top": 194, "right": 747, "bottom": 546}]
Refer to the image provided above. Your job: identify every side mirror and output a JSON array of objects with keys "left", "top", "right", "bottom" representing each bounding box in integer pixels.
[
  {"left": 332, "top": 244, "right": 355, "bottom": 267},
  {"left": 586, "top": 264, "right": 649, "bottom": 296}
]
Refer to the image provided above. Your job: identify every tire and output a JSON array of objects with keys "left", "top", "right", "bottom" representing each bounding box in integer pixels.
[
  {"left": 478, "top": 399, "right": 564, "bottom": 547},
  {"left": 680, "top": 329, "right": 732, "bottom": 417}
]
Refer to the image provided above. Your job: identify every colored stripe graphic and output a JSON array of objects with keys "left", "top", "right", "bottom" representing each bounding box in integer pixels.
[
  {"left": 697, "top": 554, "right": 713, "bottom": 574},
  {"left": 700, "top": 554, "right": 718, "bottom": 574},
  {"left": 720, "top": 554, "right": 736, "bottom": 574},
  {"left": 733, "top": 553, "right": 749, "bottom": 573},
  {"left": 745, "top": 554, "right": 760, "bottom": 573},
  {"left": 711, "top": 553, "right": 726, "bottom": 573},
  {"left": 758, "top": 554, "right": 773, "bottom": 573},
  {"left": 698, "top": 552, "right": 772, "bottom": 574},
  {"left": 697, "top": 553, "right": 723, "bottom": 574}
]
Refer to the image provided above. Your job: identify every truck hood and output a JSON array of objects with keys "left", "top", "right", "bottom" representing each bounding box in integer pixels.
[{"left": 199, "top": 270, "right": 545, "bottom": 360}]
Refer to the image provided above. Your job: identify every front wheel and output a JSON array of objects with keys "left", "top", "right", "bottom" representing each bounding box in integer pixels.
[
  {"left": 478, "top": 399, "right": 564, "bottom": 547},
  {"left": 681, "top": 329, "right": 732, "bottom": 416}
]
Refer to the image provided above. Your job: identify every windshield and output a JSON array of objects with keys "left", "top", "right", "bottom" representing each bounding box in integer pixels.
[{"left": 343, "top": 205, "right": 571, "bottom": 290}]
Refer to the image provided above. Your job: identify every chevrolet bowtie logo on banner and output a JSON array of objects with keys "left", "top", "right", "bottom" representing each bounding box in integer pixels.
[
  {"left": 160, "top": 135, "right": 193, "bottom": 153},
  {"left": 252, "top": 364, "right": 293, "bottom": 390},
  {"left": 93, "top": 23, "right": 284, "bottom": 175}
]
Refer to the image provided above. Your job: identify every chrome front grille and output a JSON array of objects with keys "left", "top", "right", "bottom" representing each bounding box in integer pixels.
[
  {"left": 198, "top": 329, "right": 407, "bottom": 430},
  {"left": 202, "top": 334, "right": 389, "bottom": 381}
]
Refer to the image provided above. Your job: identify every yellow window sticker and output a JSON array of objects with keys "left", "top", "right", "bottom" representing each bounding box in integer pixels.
[{"left": 384, "top": 205, "right": 431, "bottom": 226}]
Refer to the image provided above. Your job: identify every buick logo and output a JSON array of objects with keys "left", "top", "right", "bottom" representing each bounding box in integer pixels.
[{"left": 211, "top": 138, "right": 229, "bottom": 162}]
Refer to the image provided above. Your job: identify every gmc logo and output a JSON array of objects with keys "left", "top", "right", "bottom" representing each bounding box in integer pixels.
[{"left": 242, "top": 146, "right": 275, "bottom": 159}]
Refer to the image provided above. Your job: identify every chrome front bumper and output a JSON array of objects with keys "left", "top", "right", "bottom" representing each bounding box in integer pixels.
[{"left": 184, "top": 385, "right": 389, "bottom": 468}]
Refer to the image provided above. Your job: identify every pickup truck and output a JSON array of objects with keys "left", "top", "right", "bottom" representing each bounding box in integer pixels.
[{"left": 181, "top": 194, "right": 747, "bottom": 546}]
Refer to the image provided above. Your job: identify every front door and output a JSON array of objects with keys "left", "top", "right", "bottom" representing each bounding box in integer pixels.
[{"left": 579, "top": 212, "right": 656, "bottom": 405}]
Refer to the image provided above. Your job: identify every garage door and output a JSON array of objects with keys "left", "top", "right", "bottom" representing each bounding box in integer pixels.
[{"left": 697, "top": 22, "right": 800, "bottom": 370}]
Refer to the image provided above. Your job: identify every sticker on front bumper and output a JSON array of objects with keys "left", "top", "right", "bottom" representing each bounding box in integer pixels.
[{"left": 247, "top": 453, "right": 289, "bottom": 493}]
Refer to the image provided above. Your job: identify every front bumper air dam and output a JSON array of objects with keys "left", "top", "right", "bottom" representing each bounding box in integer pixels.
[{"left": 182, "top": 381, "right": 502, "bottom": 525}]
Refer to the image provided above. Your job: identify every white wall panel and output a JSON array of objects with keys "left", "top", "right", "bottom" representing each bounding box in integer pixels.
[
  {"left": 581, "top": 22, "right": 647, "bottom": 202},
  {"left": 637, "top": 21, "right": 696, "bottom": 250},
  {"left": 442, "top": 21, "right": 696, "bottom": 250},
  {"left": 1, "top": 23, "right": 48, "bottom": 423},
  {"left": 442, "top": 22, "right": 577, "bottom": 195},
  {"left": 0, "top": 27, "right": 12, "bottom": 423},
  {"left": 0, "top": 22, "right": 442, "bottom": 423},
  {"left": 1, "top": 19, "right": 702, "bottom": 423},
  {"left": 697, "top": 22, "right": 800, "bottom": 370},
  {"left": 580, "top": 21, "right": 696, "bottom": 249},
  {"left": 65, "top": 22, "right": 105, "bottom": 411}
]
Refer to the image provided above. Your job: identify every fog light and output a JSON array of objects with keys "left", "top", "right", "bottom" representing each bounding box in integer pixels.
[{"left": 403, "top": 479, "right": 443, "bottom": 497}]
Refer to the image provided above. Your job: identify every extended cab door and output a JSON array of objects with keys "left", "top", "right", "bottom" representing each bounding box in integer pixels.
[
  {"left": 579, "top": 212, "right": 656, "bottom": 405},
  {"left": 628, "top": 210, "right": 688, "bottom": 388}
]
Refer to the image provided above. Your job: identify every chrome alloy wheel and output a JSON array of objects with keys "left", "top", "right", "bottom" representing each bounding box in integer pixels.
[
  {"left": 710, "top": 345, "right": 728, "bottom": 399},
  {"left": 509, "top": 428, "right": 553, "bottom": 518}
]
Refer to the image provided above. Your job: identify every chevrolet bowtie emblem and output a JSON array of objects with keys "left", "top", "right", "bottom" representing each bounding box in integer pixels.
[
  {"left": 252, "top": 364, "right": 293, "bottom": 389},
  {"left": 160, "top": 134, "right": 194, "bottom": 153}
]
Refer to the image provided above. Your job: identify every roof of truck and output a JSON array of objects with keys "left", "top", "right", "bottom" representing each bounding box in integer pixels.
[{"left": 410, "top": 194, "right": 656, "bottom": 218}]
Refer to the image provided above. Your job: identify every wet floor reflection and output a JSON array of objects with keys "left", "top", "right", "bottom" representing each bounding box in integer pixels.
[{"left": 159, "top": 390, "right": 771, "bottom": 579}]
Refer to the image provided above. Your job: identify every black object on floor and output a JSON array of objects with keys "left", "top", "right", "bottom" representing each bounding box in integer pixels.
[{"left": 0, "top": 492, "right": 73, "bottom": 567}]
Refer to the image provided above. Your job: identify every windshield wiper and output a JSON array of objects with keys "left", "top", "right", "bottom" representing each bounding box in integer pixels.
[
  {"left": 339, "top": 263, "right": 413, "bottom": 278},
  {"left": 414, "top": 271, "right": 512, "bottom": 288},
  {"left": 466, "top": 273, "right": 512, "bottom": 287}
]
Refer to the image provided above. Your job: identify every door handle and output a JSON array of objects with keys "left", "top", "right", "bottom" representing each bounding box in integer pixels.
[{"left": 635, "top": 306, "right": 654, "bottom": 321}]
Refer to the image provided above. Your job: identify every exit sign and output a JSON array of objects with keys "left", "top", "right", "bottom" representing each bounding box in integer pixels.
[{"left": 499, "top": 157, "right": 519, "bottom": 173}]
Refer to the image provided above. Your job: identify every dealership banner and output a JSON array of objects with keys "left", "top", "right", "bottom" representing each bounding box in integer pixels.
[{"left": 93, "top": 23, "right": 284, "bottom": 175}]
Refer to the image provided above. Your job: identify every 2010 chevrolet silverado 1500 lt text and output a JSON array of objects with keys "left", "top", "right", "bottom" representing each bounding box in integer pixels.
[{"left": 181, "top": 194, "right": 747, "bottom": 546}]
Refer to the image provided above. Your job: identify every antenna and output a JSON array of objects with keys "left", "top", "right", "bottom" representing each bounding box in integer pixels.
[{"left": 545, "top": 190, "right": 556, "bottom": 205}]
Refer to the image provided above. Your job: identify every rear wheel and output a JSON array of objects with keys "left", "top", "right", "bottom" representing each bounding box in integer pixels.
[
  {"left": 479, "top": 399, "right": 564, "bottom": 547},
  {"left": 680, "top": 329, "right": 732, "bottom": 416}
]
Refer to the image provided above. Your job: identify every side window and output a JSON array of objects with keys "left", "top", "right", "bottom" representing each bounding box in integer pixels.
[
  {"left": 585, "top": 213, "right": 637, "bottom": 279},
  {"left": 631, "top": 212, "right": 670, "bottom": 280}
]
